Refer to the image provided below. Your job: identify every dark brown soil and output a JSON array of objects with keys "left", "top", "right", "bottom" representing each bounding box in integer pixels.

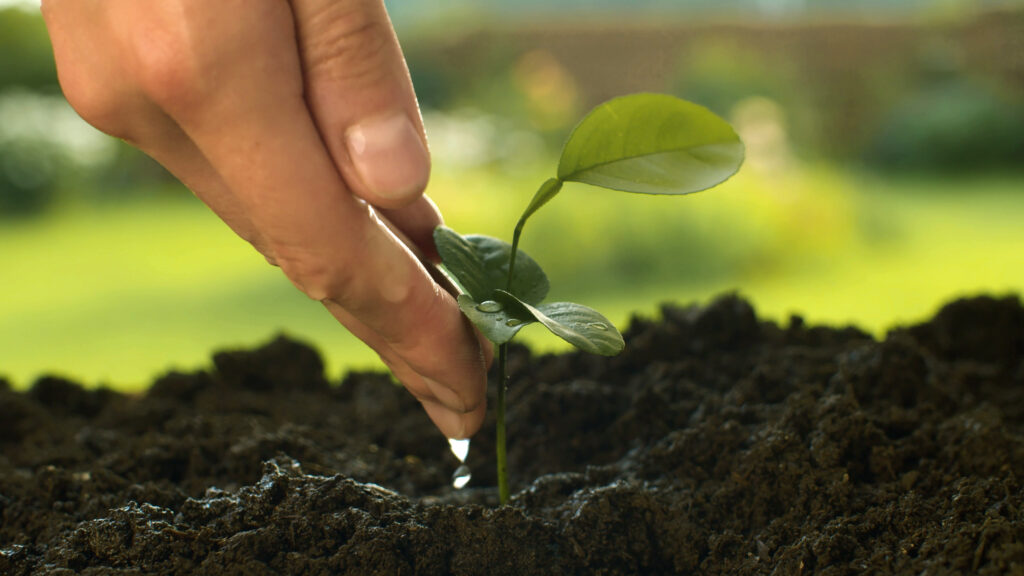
[{"left": 1, "top": 294, "right": 1022, "bottom": 575}]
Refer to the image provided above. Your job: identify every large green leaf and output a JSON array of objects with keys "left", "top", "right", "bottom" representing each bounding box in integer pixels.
[
  {"left": 492, "top": 291, "right": 624, "bottom": 356},
  {"left": 557, "top": 93, "right": 744, "bottom": 195},
  {"left": 433, "top": 226, "right": 549, "bottom": 305}
]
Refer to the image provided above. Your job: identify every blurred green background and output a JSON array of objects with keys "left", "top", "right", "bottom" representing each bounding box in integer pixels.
[{"left": 2, "top": 0, "right": 1023, "bottom": 390}]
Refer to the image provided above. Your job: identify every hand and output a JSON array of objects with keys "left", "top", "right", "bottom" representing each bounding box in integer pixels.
[{"left": 41, "top": 0, "right": 489, "bottom": 438}]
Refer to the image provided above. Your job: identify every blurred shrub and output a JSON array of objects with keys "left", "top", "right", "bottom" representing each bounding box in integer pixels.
[
  {"left": 864, "top": 79, "right": 1024, "bottom": 173},
  {"left": 674, "top": 41, "right": 791, "bottom": 115},
  {"left": 0, "top": 90, "right": 120, "bottom": 218},
  {"left": 468, "top": 163, "right": 862, "bottom": 302},
  {"left": 0, "top": 9, "right": 60, "bottom": 216},
  {"left": 0, "top": 138, "right": 57, "bottom": 216},
  {"left": 406, "top": 32, "right": 580, "bottom": 152},
  {"left": 423, "top": 109, "right": 547, "bottom": 169},
  {"left": 84, "top": 144, "right": 180, "bottom": 201},
  {"left": 0, "top": 8, "right": 58, "bottom": 91},
  {"left": 406, "top": 36, "right": 524, "bottom": 114},
  {"left": 672, "top": 40, "right": 825, "bottom": 160},
  {"left": 0, "top": 9, "right": 181, "bottom": 215},
  {"left": 405, "top": 50, "right": 459, "bottom": 111}
]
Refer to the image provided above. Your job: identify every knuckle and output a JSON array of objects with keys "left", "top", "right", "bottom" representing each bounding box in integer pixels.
[
  {"left": 387, "top": 285, "right": 446, "bottom": 349},
  {"left": 129, "top": 30, "right": 205, "bottom": 115},
  {"left": 273, "top": 246, "right": 353, "bottom": 303},
  {"left": 59, "top": 79, "right": 134, "bottom": 139},
  {"left": 302, "top": 8, "right": 393, "bottom": 84},
  {"left": 403, "top": 384, "right": 433, "bottom": 405},
  {"left": 45, "top": 28, "right": 133, "bottom": 137},
  {"left": 387, "top": 286, "right": 476, "bottom": 372}
]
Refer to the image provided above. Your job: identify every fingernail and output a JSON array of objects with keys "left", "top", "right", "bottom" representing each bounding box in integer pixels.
[
  {"left": 346, "top": 114, "right": 430, "bottom": 201},
  {"left": 424, "top": 377, "right": 468, "bottom": 413}
]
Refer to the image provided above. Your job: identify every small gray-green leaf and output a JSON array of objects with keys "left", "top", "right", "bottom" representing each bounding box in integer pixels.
[
  {"left": 493, "top": 291, "right": 624, "bottom": 356},
  {"left": 457, "top": 294, "right": 535, "bottom": 345},
  {"left": 434, "top": 226, "right": 549, "bottom": 305},
  {"left": 558, "top": 93, "right": 744, "bottom": 195},
  {"left": 434, "top": 226, "right": 488, "bottom": 299}
]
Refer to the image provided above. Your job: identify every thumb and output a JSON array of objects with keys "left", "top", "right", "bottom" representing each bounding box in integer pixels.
[{"left": 290, "top": 0, "right": 430, "bottom": 209}]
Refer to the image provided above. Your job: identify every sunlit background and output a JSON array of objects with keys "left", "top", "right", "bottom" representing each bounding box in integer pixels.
[{"left": 2, "top": 0, "right": 1023, "bottom": 390}]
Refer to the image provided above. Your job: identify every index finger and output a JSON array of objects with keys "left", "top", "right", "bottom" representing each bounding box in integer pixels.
[{"left": 135, "top": 2, "right": 488, "bottom": 430}]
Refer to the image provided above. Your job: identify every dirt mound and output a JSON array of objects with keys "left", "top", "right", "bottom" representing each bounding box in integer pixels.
[{"left": 1, "top": 294, "right": 1022, "bottom": 575}]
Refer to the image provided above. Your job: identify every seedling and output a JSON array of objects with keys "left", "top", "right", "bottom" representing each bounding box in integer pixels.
[{"left": 433, "top": 93, "right": 744, "bottom": 504}]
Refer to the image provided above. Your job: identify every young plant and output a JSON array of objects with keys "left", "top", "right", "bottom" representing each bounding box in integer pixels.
[{"left": 433, "top": 93, "right": 744, "bottom": 505}]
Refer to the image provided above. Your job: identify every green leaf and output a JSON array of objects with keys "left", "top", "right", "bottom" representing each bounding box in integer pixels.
[
  {"left": 434, "top": 226, "right": 549, "bottom": 305},
  {"left": 492, "top": 291, "right": 624, "bottom": 356},
  {"left": 456, "top": 294, "right": 535, "bottom": 345},
  {"left": 558, "top": 93, "right": 744, "bottom": 195}
]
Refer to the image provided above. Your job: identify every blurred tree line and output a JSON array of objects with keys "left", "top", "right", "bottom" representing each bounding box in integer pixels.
[
  {"left": 0, "top": 7, "right": 175, "bottom": 218},
  {"left": 2, "top": 4, "right": 1022, "bottom": 219},
  {"left": 0, "top": 6, "right": 55, "bottom": 215},
  {"left": 402, "top": 5, "right": 1024, "bottom": 173},
  {"left": 0, "top": 5, "right": 53, "bottom": 90}
]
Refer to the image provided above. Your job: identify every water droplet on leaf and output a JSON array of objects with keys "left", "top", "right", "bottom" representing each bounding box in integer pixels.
[
  {"left": 587, "top": 322, "right": 608, "bottom": 331},
  {"left": 452, "top": 464, "right": 472, "bottom": 489},
  {"left": 505, "top": 318, "right": 523, "bottom": 327},
  {"left": 476, "top": 300, "right": 503, "bottom": 313}
]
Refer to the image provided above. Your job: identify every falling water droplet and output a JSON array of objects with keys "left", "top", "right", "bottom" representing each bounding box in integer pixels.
[
  {"left": 505, "top": 318, "right": 523, "bottom": 327},
  {"left": 587, "top": 322, "right": 608, "bottom": 331},
  {"left": 448, "top": 439, "right": 472, "bottom": 489},
  {"left": 448, "top": 438, "right": 470, "bottom": 463},
  {"left": 475, "top": 300, "right": 503, "bottom": 313},
  {"left": 452, "top": 464, "right": 472, "bottom": 489}
]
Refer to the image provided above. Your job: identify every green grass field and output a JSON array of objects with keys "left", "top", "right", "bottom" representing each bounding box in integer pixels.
[{"left": 2, "top": 164, "right": 1022, "bottom": 391}]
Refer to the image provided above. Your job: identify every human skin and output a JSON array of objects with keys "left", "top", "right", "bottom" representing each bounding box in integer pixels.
[{"left": 40, "top": 0, "right": 489, "bottom": 438}]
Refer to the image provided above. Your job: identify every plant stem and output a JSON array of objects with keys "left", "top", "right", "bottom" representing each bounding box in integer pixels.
[
  {"left": 496, "top": 342, "right": 510, "bottom": 505},
  {"left": 498, "top": 178, "right": 561, "bottom": 503},
  {"left": 506, "top": 178, "right": 562, "bottom": 292},
  {"left": 506, "top": 219, "right": 525, "bottom": 293}
]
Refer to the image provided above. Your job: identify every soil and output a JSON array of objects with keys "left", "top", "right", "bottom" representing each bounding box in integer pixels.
[{"left": 1, "top": 293, "right": 1022, "bottom": 575}]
